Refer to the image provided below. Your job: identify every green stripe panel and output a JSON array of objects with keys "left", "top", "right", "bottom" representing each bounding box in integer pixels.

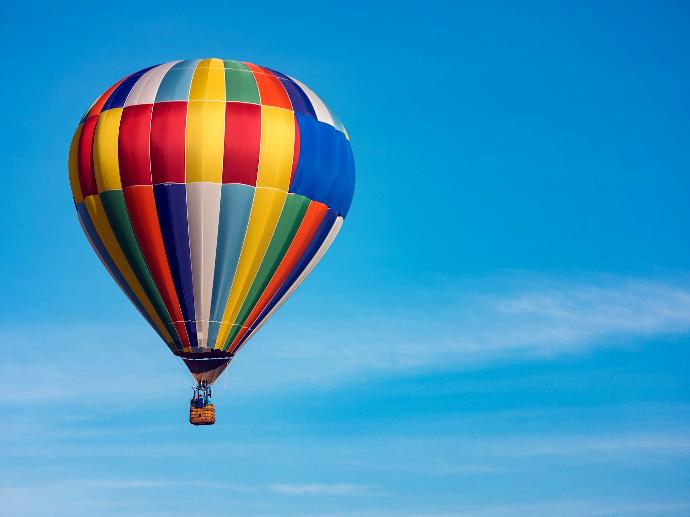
[
  {"left": 100, "top": 189, "right": 182, "bottom": 348},
  {"left": 224, "top": 60, "right": 260, "bottom": 104},
  {"left": 223, "top": 194, "right": 310, "bottom": 348},
  {"left": 223, "top": 60, "right": 249, "bottom": 70}
]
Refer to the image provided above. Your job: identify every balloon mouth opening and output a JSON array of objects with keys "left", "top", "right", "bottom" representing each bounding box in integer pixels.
[
  {"left": 177, "top": 350, "right": 234, "bottom": 384},
  {"left": 174, "top": 349, "right": 234, "bottom": 359}
]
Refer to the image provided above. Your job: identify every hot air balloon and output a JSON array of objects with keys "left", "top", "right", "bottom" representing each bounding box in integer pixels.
[{"left": 68, "top": 59, "right": 355, "bottom": 425}]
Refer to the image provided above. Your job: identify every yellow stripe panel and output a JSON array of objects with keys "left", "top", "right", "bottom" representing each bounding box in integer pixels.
[
  {"left": 68, "top": 125, "right": 84, "bottom": 203},
  {"left": 83, "top": 195, "right": 174, "bottom": 344},
  {"left": 185, "top": 101, "right": 225, "bottom": 183},
  {"left": 214, "top": 187, "right": 288, "bottom": 348},
  {"left": 256, "top": 106, "right": 295, "bottom": 191},
  {"left": 189, "top": 58, "right": 226, "bottom": 101},
  {"left": 187, "top": 58, "right": 226, "bottom": 182},
  {"left": 93, "top": 108, "right": 123, "bottom": 192}
]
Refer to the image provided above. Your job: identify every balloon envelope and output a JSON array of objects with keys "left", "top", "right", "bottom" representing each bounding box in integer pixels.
[{"left": 68, "top": 59, "right": 354, "bottom": 381}]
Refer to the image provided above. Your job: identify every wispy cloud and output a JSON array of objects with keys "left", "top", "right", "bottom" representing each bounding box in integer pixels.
[
  {"left": 233, "top": 273, "right": 690, "bottom": 389},
  {"left": 268, "top": 483, "right": 374, "bottom": 496},
  {"left": 83, "top": 479, "right": 253, "bottom": 492},
  {"left": 314, "top": 499, "right": 690, "bottom": 517},
  {"left": 3, "top": 273, "right": 690, "bottom": 397},
  {"left": 36, "top": 478, "right": 372, "bottom": 497},
  {"left": 405, "top": 432, "right": 690, "bottom": 459}
]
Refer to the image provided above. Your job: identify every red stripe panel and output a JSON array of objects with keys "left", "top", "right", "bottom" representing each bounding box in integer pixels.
[
  {"left": 150, "top": 101, "right": 187, "bottom": 184},
  {"left": 119, "top": 104, "right": 154, "bottom": 187},
  {"left": 290, "top": 114, "right": 300, "bottom": 186},
  {"left": 77, "top": 115, "right": 99, "bottom": 197},
  {"left": 223, "top": 102, "right": 261, "bottom": 185},
  {"left": 86, "top": 78, "right": 127, "bottom": 118},
  {"left": 123, "top": 185, "right": 191, "bottom": 348},
  {"left": 227, "top": 201, "right": 328, "bottom": 352},
  {"left": 244, "top": 63, "right": 292, "bottom": 110}
]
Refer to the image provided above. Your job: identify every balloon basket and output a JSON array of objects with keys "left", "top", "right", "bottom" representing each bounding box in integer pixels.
[
  {"left": 190, "top": 380, "right": 215, "bottom": 425},
  {"left": 190, "top": 403, "right": 216, "bottom": 425}
]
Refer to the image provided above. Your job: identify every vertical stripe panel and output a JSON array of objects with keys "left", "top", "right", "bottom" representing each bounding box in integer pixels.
[
  {"left": 244, "top": 63, "right": 292, "bottom": 109},
  {"left": 153, "top": 183, "right": 198, "bottom": 347},
  {"left": 238, "top": 216, "right": 343, "bottom": 351},
  {"left": 288, "top": 76, "right": 336, "bottom": 128},
  {"left": 290, "top": 114, "right": 355, "bottom": 216},
  {"left": 213, "top": 187, "right": 287, "bottom": 348},
  {"left": 122, "top": 186, "right": 191, "bottom": 348},
  {"left": 68, "top": 125, "right": 84, "bottom": 203},
  {"left": 330, "top": 132, "right": 356, "bottom": 217},
  {"left": 155, "top": 59, "right": 201, "bottom": 102},
  {"left": 77, "top": 202, "right": 176, "bottom": 349},
  {"left": 118, "top": 104, "right": 154, "bottom": 187},
  {"left": 223, "top": 194, "right": 310, "bottom": 347},
  {"left": 256, "top": 106, "right": 295, "bottom": 190},
  {"left": 124, "top": 61, "right": 179, "bottom": 106},
  {"left": 189, "top": 58, "right": 226, "bottom": 101},
  {"left": 93, "top": 108, "right": 123, "bottom": 192},
  {"left": 206, "top": 184, "right": 254, "bottom": 348},
  {"left": 223, "top": 102, "right": 261, "bottom": 185},
  {"left": 227, "top": 201, "right": 327, "bottom": 351},
  {"left": 186, "top": 183, "right": 222, "bottom": 348},
  {"left": 117, "top": 100, "right": 194, "bottom": 346},
  {"left": 291, "top": 115, "right": 300, "bottom": 185},
  {"left": 89, "top": 191, "right": 181, "bottom": 346},
  {"left": 185, "top": 100, "right": 225, "bottom": 182},
  {"left": 223, "top": 61, "right": 260, "bottom": 104},
  {"left": 77, "top": 115, "right": 99, "bottom": 197},
  {"left": 185, "top": 58, "right": 226, "bottom": 183},
  {"left": 265, "top": 68, "right": 316, "bottom": 118},
  {"left": 84, "top": 78, "right": 127, "bottom": 121},
  {"left": 103, "top": 66, "right": 155, "bottom": 110},
  {"left": 150, "top": 101, "right": 187, "bottom": 183}
]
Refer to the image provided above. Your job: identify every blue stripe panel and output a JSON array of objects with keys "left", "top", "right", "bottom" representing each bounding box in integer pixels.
[
  {"left": 206, "top": 184, "right": 255, "bottom": 348},
  {"left": 102, "top": 66, "right": 156, "bottom": 110},
  {"left": 76, "top": 202, "right": 176, "bottom": 349},
  {"left": 153, "top": 183, "right": 199, "bottom": 348},
  {"left": 290, "top": 114, "right": 355, "bottom": 217},
  {"left": 266, "top": 68, "right": 316, "bottom": 118},
  {"left": 236, "top": 209, "right": 339, "bottom": 350},
  {"left": 331, "top": 132, "right": 356, "bottom": 217},
  {"left": 155, "top": 59, "right": 201, "bottom": 102}
]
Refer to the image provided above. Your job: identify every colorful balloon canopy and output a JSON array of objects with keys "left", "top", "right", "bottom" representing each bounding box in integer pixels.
[{"left": 68, "top": 59, "right": 354, "bottom": 383}]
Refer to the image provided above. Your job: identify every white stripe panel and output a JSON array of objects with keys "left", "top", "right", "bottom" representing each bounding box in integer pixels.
[
  {"left": 124, "top": 61, "right": 180, "bottom": 107},
  {"left": 288, "top": 76, "right": 336, "bottom": 127},
  {"left": 187, "top": 182, "right": 222, "bottom": 348},
  {"left": 239, "top": 217, "right": 344, "bottom": 348}
]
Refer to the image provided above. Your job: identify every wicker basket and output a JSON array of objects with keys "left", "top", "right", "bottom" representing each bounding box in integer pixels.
[{"left": 190, "top": 404, "right": 216, "bottom": 425}]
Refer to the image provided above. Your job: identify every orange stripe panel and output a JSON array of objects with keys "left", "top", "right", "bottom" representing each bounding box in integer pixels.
[{"left": 244, "top": 63, "right": 292, "bottom": 110}]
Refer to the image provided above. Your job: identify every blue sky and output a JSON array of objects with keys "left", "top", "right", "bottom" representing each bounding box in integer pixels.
[{"left": 2, "top": 1, "right": 690, "bottom": 515}]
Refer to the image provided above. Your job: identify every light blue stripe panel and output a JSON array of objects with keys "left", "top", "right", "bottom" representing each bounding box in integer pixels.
[
  {"left": 155, "top": 59, "right": 201, "bottom": 102},
  {"left": 206, "top": 184, "right": 255, "bottom": 348}
]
